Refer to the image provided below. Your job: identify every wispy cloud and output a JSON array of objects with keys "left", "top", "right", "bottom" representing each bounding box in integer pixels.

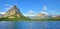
[
  {"left": 40, "top": 5, "right": 48, "bottom": 15},
  {"left": 4, "top": 3, "right": 13, "bottom": 10},
  {"left": 24, "top": 10, "right": 35, "bottom": 16},
  {"left": 24, "top": 6, "right": 48, "bottom": 16},
  {"left": 27, "top": 10, "right": 35, "bottom": 14},
  {"left": 43, "top": 6, "right": 47, "bottom": 11},
  {"left": 5, "top": 3, "right": 10, "bottom": 7},
  {"left": 0, "top": 3, "right": 13, "bottom": 14}
]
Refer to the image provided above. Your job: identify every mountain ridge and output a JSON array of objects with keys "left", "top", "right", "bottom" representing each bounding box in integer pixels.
[{"left": 2, "top": 5, "right": 25, "bottom": 18}]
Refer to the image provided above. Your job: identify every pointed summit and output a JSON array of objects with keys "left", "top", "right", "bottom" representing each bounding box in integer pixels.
[
  {"left": 14, "top": 5, "right": 16, "bottom": 7},
  {"left": 3, "top": 5, "right": 25, "bottom": 18},
  {"left": 12, "top": 5, "right": 17, "bottom": 9}
]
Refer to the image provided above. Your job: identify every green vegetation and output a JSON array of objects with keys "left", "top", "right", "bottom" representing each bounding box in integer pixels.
[
  {"left": 0, "top": 17, "right": 31, "bottom": 21},
  {"left": 0, "top": 17, "right": 60, "bottom": 21}
]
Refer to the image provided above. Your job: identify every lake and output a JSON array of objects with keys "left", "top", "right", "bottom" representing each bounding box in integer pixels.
[{"left": 0, "top": 21, "right": 60, "bottom": 29}]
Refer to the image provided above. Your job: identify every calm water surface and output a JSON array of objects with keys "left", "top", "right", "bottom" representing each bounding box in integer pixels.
[
  {"left": 0, "top": 21, "right": 60, "bottom": 29},
  {"left": 0, "top": 21, "right": 14, "bottom": 29}
]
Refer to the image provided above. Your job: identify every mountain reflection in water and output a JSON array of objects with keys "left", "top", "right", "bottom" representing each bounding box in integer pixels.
[{"left": 0, "top": 21, "right": 60, "bottom": 29}]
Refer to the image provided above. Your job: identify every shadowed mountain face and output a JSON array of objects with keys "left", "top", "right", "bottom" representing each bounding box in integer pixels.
[{"left": 2, "top": 5, "right": 24, "bottom": 18}]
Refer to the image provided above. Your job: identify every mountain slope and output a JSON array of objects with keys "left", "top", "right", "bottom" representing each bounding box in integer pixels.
[
  {"left": 29, "top": 12, "right": 50, "bottom": 19},
  {"left": 2, "top": 5, "right": 25, "bottom": 18}
]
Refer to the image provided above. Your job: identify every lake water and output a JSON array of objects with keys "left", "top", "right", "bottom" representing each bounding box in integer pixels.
[
  {"left": 0, "top": 21, "right": 60, "bottom": 29},
  {"left": 0, "top": 21, "right": 14, "bottom": 29}
]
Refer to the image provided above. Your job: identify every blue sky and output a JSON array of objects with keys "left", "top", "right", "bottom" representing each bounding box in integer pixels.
[{"left": 0, "top": 0, "right": 60, "bottom": 16}]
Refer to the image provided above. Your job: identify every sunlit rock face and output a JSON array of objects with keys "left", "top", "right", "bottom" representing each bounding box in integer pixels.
[{"left": 2, "top": 5, "right": 24, "bottom": 18}]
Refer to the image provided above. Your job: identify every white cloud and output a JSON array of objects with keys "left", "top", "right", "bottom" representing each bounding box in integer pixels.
[
  {"left": 27, "top": 10, "right": 35, "bottom": 14},
  {"left": 40, "top": 11, "right": 48, "bottom": 15},
  {"left": 43, "top": 6, "right": 47, "bottom": 11},
  {"left": 5, "top": 3, "right": 10, "bottom": 7},
  {"left": 40, "top": 5, "right": 49, "bottom": 15},
  {"left": 24, "top": 14, "right": 34, "bottom": 16},
  {"left": 24, "top": 10, "right": 35, "bottom": 16},
  {"left": 4, "top": 6, "right": 13, "bottom": 10},
  {"left": 0, "top": 4, "right": 13, "bottom": 14},
  {"left": 4, "top": 3, "right": 13, "bottom": 10},
  {"left": 0, "top": 12, "right": 5, "bottom": 14}
]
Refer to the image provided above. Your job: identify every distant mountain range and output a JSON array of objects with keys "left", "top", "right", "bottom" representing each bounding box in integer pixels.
[
  {"left": 27, "top": 12, "right": 52, "bottom": 19},
  {"left": 27, "top": 13, "right": 60, "bottom": 19},
  {"left": 0, "top": 5, "right": 60, "bottom": 21}
]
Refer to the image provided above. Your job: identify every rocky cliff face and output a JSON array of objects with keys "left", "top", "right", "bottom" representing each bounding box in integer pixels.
[{"left": 2, "top": 5, "right": 24, "bottom": 18}]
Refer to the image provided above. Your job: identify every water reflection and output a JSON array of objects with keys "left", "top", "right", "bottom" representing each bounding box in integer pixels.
[
  {"left": 16, "top": 21, "right": 60, "bottom": 29},
  {"left": 47, "top": 21, "right": 60, "bottom": 29},
  {"left": 0, "top": 21, "right": 60, "bottom": 29},
  {"left": 16, "top": 22, "right": 48, "bottom": 29}
]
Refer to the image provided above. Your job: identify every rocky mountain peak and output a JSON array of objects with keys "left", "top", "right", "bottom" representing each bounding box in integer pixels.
[{"left": 2, "top": 5, "right": 24, "bottom": 18}]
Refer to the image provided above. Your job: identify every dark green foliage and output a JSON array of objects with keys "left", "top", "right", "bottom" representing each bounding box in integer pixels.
[{"left": 0, "top": 17, "right": 12, "bottom": 21}]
